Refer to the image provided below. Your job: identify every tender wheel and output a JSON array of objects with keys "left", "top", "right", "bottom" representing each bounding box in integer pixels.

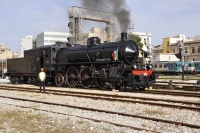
[
  {"left": 80, "top": 66, "right": 94, "bottom": 88},
  {"left": 24, "top": 77, "right": 28, "bottom": 84},
  {"left": 15, "top": 77, "right": 19, "bottom": 84},
  {"left": 66, "top": 66, "right": 79, "bottom": 87},
  {"left": 28, "top": 77, "right": 31, "bottom": 84},
  {"left": 139, "top": 87, "right": 146, "bottom": 91},
  {"left": 95, "top": 66, "right": 109, "bottom": 89},
  {"left": 19, "top": 80, "right": 23, "bottom": 84},
  {"left": 18, "top": 76, "right": 24, "bottom": 84},
  {"left": 28, "top": 77, "right": 35, "bottom": 84},
  {"left": 55, "top": 73, "right": 64, "bottom": 86},
  {"left": 10, "top": 77, "right": 16, "bottom": 84},
  {"left": 31, "top": 77, "right": 37, "bottom": 85}
]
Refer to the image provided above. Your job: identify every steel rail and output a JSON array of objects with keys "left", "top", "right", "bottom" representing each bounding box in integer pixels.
[{"left": 144, "top": 90, "right": 200, "bottom": 98}]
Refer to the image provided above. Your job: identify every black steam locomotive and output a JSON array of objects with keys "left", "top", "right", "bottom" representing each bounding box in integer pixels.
[{"left": 7, "top": 33, "right": 156, "bottom": 91}]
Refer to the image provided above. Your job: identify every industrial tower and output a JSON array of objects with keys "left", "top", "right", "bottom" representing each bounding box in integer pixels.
[{"left": 68, "top": 6, "right": 116, "bottom": 45}]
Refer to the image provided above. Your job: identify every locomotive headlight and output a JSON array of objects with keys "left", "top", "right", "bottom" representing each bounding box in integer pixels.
[{"left": 133, "top": 64, "right": 137, "bottom": 69}]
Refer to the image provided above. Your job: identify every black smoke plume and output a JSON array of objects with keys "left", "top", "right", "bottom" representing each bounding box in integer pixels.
[{"left": 80, "top": 0, "right": 131, "bottom": 32}]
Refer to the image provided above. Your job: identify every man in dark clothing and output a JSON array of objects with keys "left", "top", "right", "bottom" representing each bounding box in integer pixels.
[{"left": 38, "top": 68, "right": 46, "bottom": 92}]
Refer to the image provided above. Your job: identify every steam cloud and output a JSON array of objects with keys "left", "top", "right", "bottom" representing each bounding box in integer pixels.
[{"left": 80, "top": 0, "right": 131, "bottom": 32}]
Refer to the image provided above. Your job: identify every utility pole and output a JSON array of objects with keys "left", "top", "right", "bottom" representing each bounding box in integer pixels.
[
  {"left": 178, "top": 40, "right": 184, "bottom": 80},
  {"left": 6, "top": 40, "right": 7, "bottom": 69},
  {"left": 182, "top": 47, "right": 184, "bottom": 80},
  {"left": 1, "top": 58, "right": 2, "bottom": 79}
]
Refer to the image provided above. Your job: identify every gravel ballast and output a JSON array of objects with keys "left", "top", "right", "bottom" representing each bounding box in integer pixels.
[{"left": 0, "top": 87, "right": 200, "bottom": 133}]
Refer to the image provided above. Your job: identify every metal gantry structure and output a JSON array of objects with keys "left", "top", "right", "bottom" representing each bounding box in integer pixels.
[
  {"left": 178, "top": 40, "right": 185, "bottom": 80},
  {"left": 68, "top": 6, "right": 116, "bottom": 45}
]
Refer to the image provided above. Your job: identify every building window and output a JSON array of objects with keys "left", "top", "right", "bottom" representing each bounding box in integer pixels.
[
  {"left": 192, "top": 47, "right": 195, "bottom": 53},
  {"left": 172, "top": 49, "right": 175, "bottom": 53},
  {"left": 159, "top": 65, "right": 162, "bottom": 68},
  {"left": 193, "top": 58, "right": 195, "bottom": 61},
  {"left": 154, "top": 65, "right": 157, "bottom": 68},
  {"left": 167, "top": 41, "right": 169, "bottom": 46},
  {"left": 164, "top": 65, "right": 167, "bottom": 68},
  {"left": 198, "top": 47, "right": 200, "bottom": 53},
  {"left": 167, "top": 51, "right": 169, "bottom": 53},
  {"left": 185, "top": 48, "right": 188, "bottom": 54}
]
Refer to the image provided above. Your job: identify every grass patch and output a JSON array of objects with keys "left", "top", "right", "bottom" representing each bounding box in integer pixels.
[
  {"left": 103, "top": 127, "right": 112, "bottom": 132},
  {"left": 0, "top": 109, "right": 100, "bottom": 133}
]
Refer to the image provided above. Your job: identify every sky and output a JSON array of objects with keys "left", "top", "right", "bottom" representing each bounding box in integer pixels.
[{"left": 1, "top": 0, "right": 200, "bottom": 53}]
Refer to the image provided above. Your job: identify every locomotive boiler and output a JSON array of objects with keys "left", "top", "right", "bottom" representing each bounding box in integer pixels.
[{"left": 57, "top": 33, "right": 138, "bottom": 65}]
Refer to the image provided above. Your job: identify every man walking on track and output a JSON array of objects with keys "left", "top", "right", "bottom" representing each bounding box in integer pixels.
[{"left": 38, "top": 68, "right": 46, "bottom": 92}]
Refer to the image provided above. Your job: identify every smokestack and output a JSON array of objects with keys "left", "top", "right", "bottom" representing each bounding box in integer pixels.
[{"left": 121, "top": 32, "right": 127, "bottom": 41}]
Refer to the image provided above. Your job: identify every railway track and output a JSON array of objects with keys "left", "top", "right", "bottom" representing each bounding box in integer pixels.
[
  {"left": 144, "top": 89, "right": 200, "bottom": 98},
  {"left": 2, "top": 83, "right": 200, "bottom": 97},
  {"left": 153, "top": 79, "right": 200, "bottom": 90},
  {"left": 0, "top": 85, "right": 200, "bottom": 111},
  {"left": 0, "top": 95, "right": 200, "bottom": 130}
]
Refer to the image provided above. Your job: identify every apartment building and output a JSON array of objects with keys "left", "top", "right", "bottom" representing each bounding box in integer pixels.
[{"left": 36, "top": 31, "right": 69, "bottom": 47}]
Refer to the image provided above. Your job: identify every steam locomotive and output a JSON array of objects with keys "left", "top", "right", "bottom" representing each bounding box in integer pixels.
[{"left": 7, "top": 33, "right": 156, "bottom": 91}]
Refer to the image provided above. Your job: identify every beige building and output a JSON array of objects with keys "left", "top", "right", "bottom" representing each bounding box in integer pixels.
[
  {"left": 83, "top": 27, "right": 104, "bottom": 44},
  {"left": 153, "top": 34, "right": 200, "bottom": 62},
  {"left": 185, "top": 41, "right": 200, "bottom": 61},
  {"left": 12, "top": 53, "right": 19, "bottom": 58},
  {"left": 153, "top": 35, "right": 187, "bottom": 54},
  {"left": 83, "top": 27, "right": 117, "bottom": 44},
  {"left": 171, "top": 40, "right": 200, "bottom": 61},
  {"left": 0, "top": 44, "right": 13, "bottom": 69},
  {"left": 153, "top": 45, "right": 163, "bottom": 53},
  {"left": 162, "top": 35, "right": 186, "bottom": 53}
]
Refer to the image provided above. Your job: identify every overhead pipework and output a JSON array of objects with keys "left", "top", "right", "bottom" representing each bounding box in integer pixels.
[{"left": 68, "top": 6, "right": 116, "bottom": 45}]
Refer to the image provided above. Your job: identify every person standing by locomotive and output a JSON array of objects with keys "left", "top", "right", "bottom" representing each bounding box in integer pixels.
[{"left": 38, "top": 68, "right": 46, "bottom": 92}]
